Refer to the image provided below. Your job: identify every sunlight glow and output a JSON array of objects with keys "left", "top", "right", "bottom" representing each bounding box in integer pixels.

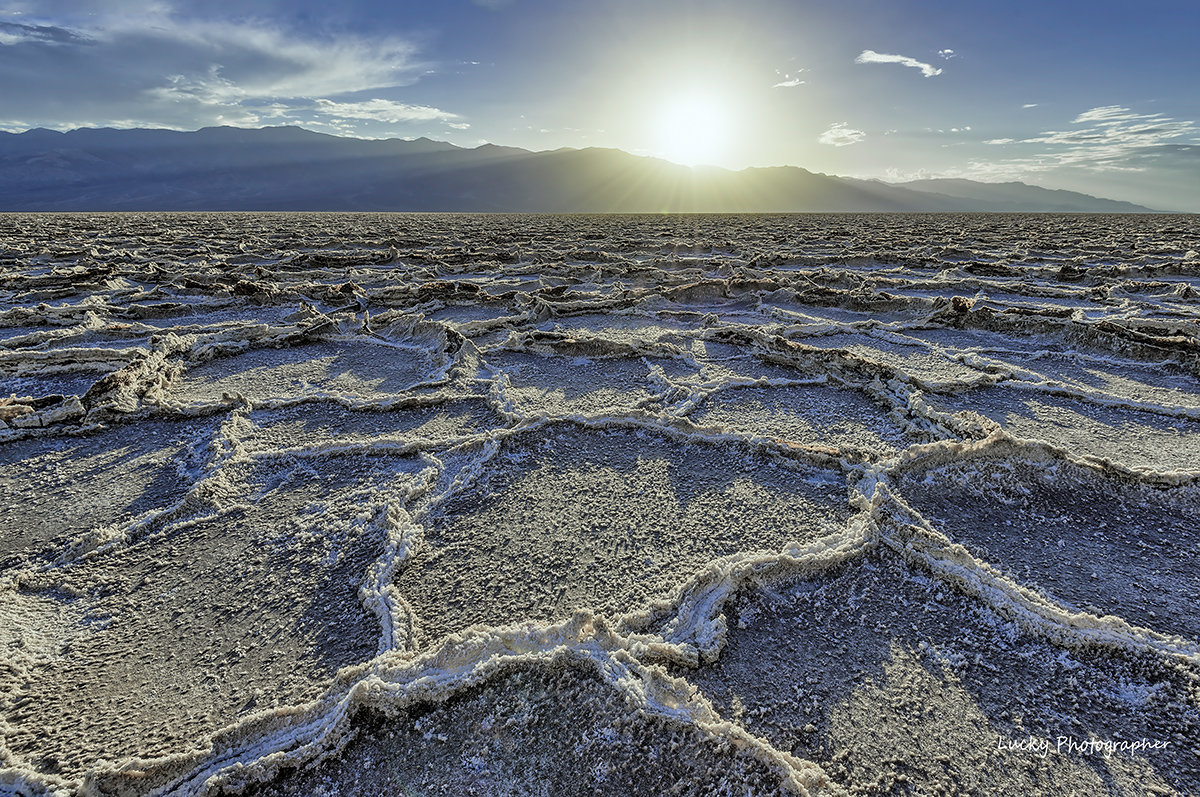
[{"left": 653, "top": 90, "right": 730, "bottom": 167}]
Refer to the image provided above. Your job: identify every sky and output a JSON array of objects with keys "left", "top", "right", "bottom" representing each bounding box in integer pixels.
[{"left": 2, "top": 0, "right": 1200, "bottom": 210}]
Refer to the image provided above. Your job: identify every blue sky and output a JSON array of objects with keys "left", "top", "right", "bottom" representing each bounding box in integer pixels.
[{"left": 3, "top": 0, "right": 1199, "bottom": 209}]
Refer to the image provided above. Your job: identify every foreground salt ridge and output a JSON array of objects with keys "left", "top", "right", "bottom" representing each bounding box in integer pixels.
[{"left": 0, "top": 213, "right": 1197, "bottom": 796}]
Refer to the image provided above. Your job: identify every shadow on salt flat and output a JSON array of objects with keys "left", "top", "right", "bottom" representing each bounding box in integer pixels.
[
  {"left": 686, "top": 550, "right": 1197, "bottom": 795},
  {"left": 897, "top": 455, "right": 1200, "bottom": 641},
  {"left": 899, "top": 326, "right": 1061, "bottom": 355},
  {"left": 3, "top": 332, "right": 154, "bottom": 351},
  {"left": 135, "top": 304, "right": 300, "bottom": 330},
  {"left": 0, "top": 418, "right": 213, "bottom": 564},
  {"left": 484, "top": 350, "right": 662, "bottom": 416},
  {"left": 241, "top": 398, "right": 505, "bottom": 453},
  {"left": 2, "top": 453, "right": 423, "bottom": 779},
  {"left": 927, "top": 387, "right": 1200, "bottom": 473},
  {"left": 999, "top": 352, "right": 1200, "bottom": 410},
  {"left": 0, "top": 325, "right": 61, "bottom": 345},
  {"left": 770, "top": 303, "right": 915, "bottom": 326},
  {"left": 394, "top": 425, "right": 850, "bottom": 647},
  {"left": 427, "top": 303, "right": 520, "bottom": 328},
  {"left": 247, "top": 664, "right": 786, "bottom": 797},
  {"left": 689, "top": 383, "right": 914, "bottom": 457},
  {"left": 539, "top": 313, "right": 699, "bottom": 344},
  {"left": 687, "top": 342, "right": 814, "bottom": 383},
  {"left": 169, "top": 340, "right": 440, "bottom": 405},
  {"left": 799, "top": 332, "right": 987, "bottom": 386},
  {"left": 0, "top": 370, "right": 110, "bottom": 400}
]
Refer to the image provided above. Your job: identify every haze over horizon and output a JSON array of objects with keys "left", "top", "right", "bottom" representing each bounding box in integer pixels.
[{"left": 3, "top": 0, "right": 1199, "bottom": 211}]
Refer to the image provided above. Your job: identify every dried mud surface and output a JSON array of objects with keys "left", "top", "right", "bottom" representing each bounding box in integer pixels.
[{"left": 1, "top": 212, "right": 1198, "bottom": 796}]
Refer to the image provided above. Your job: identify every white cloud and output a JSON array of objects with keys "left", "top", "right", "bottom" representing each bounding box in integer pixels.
[
  {"left": 1072, "top": 106, "right": 1146, "bottom": 125},
  {"left": 1022, "top": 103, "right": 1038, "bottom": 109},
  {"left": 1018, "top": 106, "right": 1197, "bottom": 166},
  {"left": 772, "top": 68, "right": 806, "bottom": 88},
  {"left": 855, "top": 49, "right": 942, "bottom": 78},
  {"left": 0, "top": 5, "right": 447, "bottom": 134},
  {"left": 447, "top": 122, "right": 471, "bottom": 130},
  {"left": 312, "top": 99, "right": 458, "bottom": 124},
  {"left": 0, "top": 20, "right": 88, "bottom": 45},
  {"left": 937, "top": 49, "right": 955, "bottom": 59},
  {"left": 139, "top": 21, "right": 422, "bottom": 105},
  {"left": 970, "top": 105, "right": 1200, "bottom": 180},
  {"left": 819, "top": 122, "right": 866, "bottom": 147},
  {"left": 885, "top": 166, "right": 932, "bottom": 181}
]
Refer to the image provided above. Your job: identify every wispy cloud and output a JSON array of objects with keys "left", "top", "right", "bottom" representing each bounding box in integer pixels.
[
  {"left": 772, "top": 68, "right": 806, "bottom": 88},
  {"left": 312, "top": 99, "right": 458, "bottom": 124},
  {"left": 0, "top": 4, "right": 453, "bottom": 135},
  {"left": 1022, "top": 103, "right": 1038, "bottom": 109},
  {"left": 0, "top": 20, "right": 89, "bottom": 45},
  {"left": 1071, "top": 106, "right": 1162, "bottom": 126},
  {"left": 937, "top": 49, "right": 955, "bottom": 60},
  {"left": 966, "top": 105, "right": 1200, "bottom": 185},
  {"left": 141, "top": 22, "right": 422, "bottom": 104},
  {"left": 819, "top": 122, "right": 866, "bottom": 147},
  {"left": 988, "top": 105, "right": 1199, "bottom": 169},
  {"left": 855, "top": 49, "right": 942, "bottom": 78}
]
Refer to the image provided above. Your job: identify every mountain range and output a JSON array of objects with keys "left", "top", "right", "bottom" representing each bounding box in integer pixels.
[{"left": 0, "top": 125, "right": 1156, "bottom": 213}]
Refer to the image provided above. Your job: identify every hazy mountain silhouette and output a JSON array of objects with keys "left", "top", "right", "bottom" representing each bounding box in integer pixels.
[{"left": 0, "top": 125, "right": 1156, "bottom": 212}]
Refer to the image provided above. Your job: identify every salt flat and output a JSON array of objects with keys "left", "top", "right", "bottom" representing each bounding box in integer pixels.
[{"left": 1, "top": 212, "right": 1198, "bottom": 796}]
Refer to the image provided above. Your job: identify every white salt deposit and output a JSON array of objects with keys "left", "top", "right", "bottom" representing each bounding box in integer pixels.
[{"left": 0, "top": 212, "right": 1197, "bottom": 796}]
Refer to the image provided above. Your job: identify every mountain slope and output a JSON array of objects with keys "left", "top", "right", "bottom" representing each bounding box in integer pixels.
[
  {"left": 894, "top": 178, "right": 1153, "bottom": 213},
  {"left": 0, "top": 126, "right": 1156, "bottom": 212}
]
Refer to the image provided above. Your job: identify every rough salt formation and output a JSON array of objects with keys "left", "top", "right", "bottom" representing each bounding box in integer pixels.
[
  {"left": 249, "top": 663, "right": 788, "bottom": 797},
  {"left": 0, "top": 212, "right": 1198, "bottom": 796}
]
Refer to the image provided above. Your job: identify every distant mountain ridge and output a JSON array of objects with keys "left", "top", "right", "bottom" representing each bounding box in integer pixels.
[{"left": 0, "top": 125, "right": 1157, "bottom": 213}]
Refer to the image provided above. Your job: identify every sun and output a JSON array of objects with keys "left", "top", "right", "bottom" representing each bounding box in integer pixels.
[{"left": 654, "top": 90, "right": 730, "bottom": 167}]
